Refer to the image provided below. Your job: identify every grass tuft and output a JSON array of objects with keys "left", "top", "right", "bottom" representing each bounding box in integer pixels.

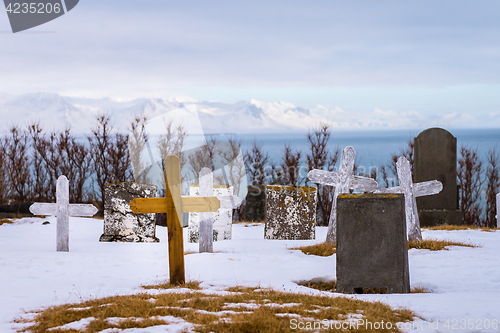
[
  {"left": 424, "top": 225, "right": 497, "bottom": 232},
  {"left": 297, "top": 279, "right": 337, "bottom": 292},
  {"left": 18, "top": 287, "right": 416, "bottom": 333},
  {"left": 289, "top": 242, "right": 336, "bottom": 256},
  {"left": 410, "top": 286, "right": 431, "bottom": 294},
  {"left": 142, "top": 280, "right": 201, "bottom": 290},
  {"left": 408, "top": 238, "right": 477, "bottom": 251},
  {"left": 0, "top": 218, "right": 14, "bottom": 226}
]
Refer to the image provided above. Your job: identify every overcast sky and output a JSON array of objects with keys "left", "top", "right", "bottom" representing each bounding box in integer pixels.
[{"left": 1, "top": 0, "right": 500, "bottom": 127}]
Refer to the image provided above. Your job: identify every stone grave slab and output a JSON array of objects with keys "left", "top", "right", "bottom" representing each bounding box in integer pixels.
[
  {"left": 188, "top": 185, "right": 234, "bottom": 243},
  {"left": 264, "top": 185, "right": 317, "bottom": 240},
  {"left": 100, "top": 182, "right": 159, "bottom": 243},
  {"left": 414, "top": 127, "right": 462, "bottom": 226},
  {"left": 244, "top": 185, "right": 266, "bottom": 222},
  {"left": 336, "top": 193, "right": 410, "bottom": 294}
]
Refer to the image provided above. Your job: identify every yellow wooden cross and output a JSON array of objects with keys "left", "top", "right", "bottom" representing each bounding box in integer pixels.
[{"left": 129, "top": 155, "right": 221, "bottom": 285}]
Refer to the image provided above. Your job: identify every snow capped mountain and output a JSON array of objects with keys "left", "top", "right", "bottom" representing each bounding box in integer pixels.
[{"left": 0, "top": 92, "right": 489, "bottom": 134}]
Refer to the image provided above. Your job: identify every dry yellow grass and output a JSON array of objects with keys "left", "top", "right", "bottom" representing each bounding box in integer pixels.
[
  {"left": 408, "top": 238, "right": 477, "bottom": 251},
  {"left": 142, "top": 280, "right": 202, "bottom": 290},
  {"left": 410, "top": 286, "right": 431, "bottom": 294},
  {"left": 289, "top": 242, "right": 336, "bottom": 256},
  {"left": 17, "top": 286, "right": 416, "bottom": 333},
  {"left": 0, "top": 218, "right": 14, "bottom": 226},
  {"left": 424, "top": 225, "right": 497, "bottom": 232}
]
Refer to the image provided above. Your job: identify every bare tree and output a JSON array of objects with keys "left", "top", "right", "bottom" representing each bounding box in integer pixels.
[
  {"left": 244, "top": 139, "right": 272, "bottom": 186},
  {"left": 5, "top": 126, "right": 31, "bottom": 202},
  {"left": 306, "top": 124, "right": 340, "bottom": 226},
  {"left": 457, "top": 145, "right": 483, "bottom": 226},
  {"left": 0, "top": 135, "right": 8, "bottom": 204},
  {"left": 281, "top": 143, "right": 302, "bottom": 186},
  {"left": 484, "top": 146, "right": 500, "bottom": 228}
]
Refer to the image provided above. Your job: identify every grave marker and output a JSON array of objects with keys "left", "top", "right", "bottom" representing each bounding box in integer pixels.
[
  {"left": 497, "top": 193, "right": 500, "bottom": 228},
  {"left": 264, "top": 185, "right": 317, "bottom": 240},
  {"left": 336, "top": 193, "right": 410, "bottom": 294},
  {"left": 307, "top": 146, "right": 378, "bottom": 244},
  {"left": 129, "top": 155, "right": 231, "bottom": 284},
  {"left": 374, "top": 157, "right": 442, "bottom": 241},
  {"left": 29, "top": 175, "right": 98, "bottom": 252},
  {"left": 193, "top": 168, "right": 242, "bottom": 252},
  {"left": 414, "top": 128, "right": 462, "bottom": 226}
]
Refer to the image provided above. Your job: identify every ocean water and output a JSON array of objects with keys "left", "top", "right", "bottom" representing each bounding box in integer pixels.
[{"left": 237, "top": 128, "right": 500, "bottom": 178}]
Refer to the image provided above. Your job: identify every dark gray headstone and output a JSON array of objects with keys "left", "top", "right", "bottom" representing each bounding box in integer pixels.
[
  {"left": 100, "top": 182, "right": 159, "bottom": 242},
  {"left": 264, "top": 186, "right": 317, "bottom": 240},
  {"left": 414, "top": 128, "right": 462, "bottom": 226},
  {"left": 244, "top": 185, "right": 266, "bottom": 222},
  {"left": 337, "top": 193, "right": 410, "bottom": 294}
]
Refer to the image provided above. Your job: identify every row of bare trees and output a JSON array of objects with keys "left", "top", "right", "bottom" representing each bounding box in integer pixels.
[{"left": 0, "top": 115, "right": 132, "bottom": 212}]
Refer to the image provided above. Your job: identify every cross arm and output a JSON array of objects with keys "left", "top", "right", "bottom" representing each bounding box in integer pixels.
[
  {"left": 129, "top": 196, "right": 221, "bottom": 214},
  {"left": 373, "top": 180, "right": 442, "bottom": 197},
  {"left": 68, "top": 204, "right": 98, "bottom": 217},
  {"left": 29, "top": 202, "right": 58, "bottom": 216},
  {"left": 307, "top": 169, "right": 378, "bottom": 192}
]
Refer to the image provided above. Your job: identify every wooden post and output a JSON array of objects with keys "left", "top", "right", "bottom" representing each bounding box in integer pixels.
[
  {"left": 164, "top": 155, "right": 185, "bottom": 285},
  {"left": 29, "top": 175, "right": 99, "bottom": 252},
  {"left": 307, "top": 146, "right": 378, "bottom": 245},
  {"left": 199, "top": 168, "right": 213, "bottom": 253},
  {"left": 374, "top": 156, "right": 443, "bottom": 241}
]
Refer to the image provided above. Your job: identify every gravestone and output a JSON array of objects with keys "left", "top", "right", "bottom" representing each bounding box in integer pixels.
[
  {"left": 188, "top": 185, "right": 235, "bottom": 243},
  {"left": 336, "top": 193, "right": 410, "bottom": 294},
  {"left": 244, "top": 185, "right": 266, "bottom": 221},
  {"left": 100, "top": 182, "right": 159, "bottom": 243},
  {"left": 414, "top": 128, "right": 462, "bottom": 226},
  {"left": 264, "top": 186, "right": 317, "bottom": 240},
  {"left": 29, "top": 175, "right": 98, "bottom": 252}
]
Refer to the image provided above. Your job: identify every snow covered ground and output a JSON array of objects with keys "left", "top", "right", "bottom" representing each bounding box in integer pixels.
[{"left": 1, "top": 217, "right": 500, "bottom": 332}]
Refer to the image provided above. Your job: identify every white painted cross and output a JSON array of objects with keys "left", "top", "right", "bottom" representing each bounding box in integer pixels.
[
  {"left": 496, "top": 193, "right": 500, "bottom": 229},
  {"left": 198, "top": 167, "right": 242, "bottom": 252},
  {"left": 373, "top": 156, "right": 442, "bottom": 241},
  {"left": 29, "top": 175, "right": 98, "bottom": 252},
  {"left": 307, "top": 146, "right": 378, "bottom": 245}
]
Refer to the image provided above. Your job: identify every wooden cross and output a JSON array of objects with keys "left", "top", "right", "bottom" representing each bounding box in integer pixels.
[
  {"left": 307, "top": 146, "right": 378, "bottom": 245},
  {"left": 373, "top": 156, "right": 442, "bottom": 241},
  {"left": 197, "top": 167, "right": 242, "bottom": 253},
  {"left": 29, "top": 175, "right": 98, "bottom": 252},
  {"left": 129, "top": 155, "right": 237, "bottom": 284}
]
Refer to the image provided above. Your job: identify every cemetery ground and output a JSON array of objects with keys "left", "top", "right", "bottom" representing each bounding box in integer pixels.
[{"left": 1, "top": 219, "right": 500, "bottom": 332}]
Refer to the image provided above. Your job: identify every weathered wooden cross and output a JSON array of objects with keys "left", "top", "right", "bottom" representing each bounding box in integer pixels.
[
  {"left": 129, "top": 155, "right": 237, "bottom": 284},
  {"left": 373, "top": 156, "right": 442, "bottom": 241},
  {"left": 29, "top": 175, "right": 99, "bottom": 252},
  {"left": 307, "top": 146, "right": 378, "bottom": 245},
  {"left": 197, "top": 167, "right": 242, "bottom": 253}
]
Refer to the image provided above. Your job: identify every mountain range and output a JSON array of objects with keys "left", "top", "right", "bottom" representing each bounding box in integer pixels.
[{"left": 0, "top": 92, "right": 493, "bottom": 134}]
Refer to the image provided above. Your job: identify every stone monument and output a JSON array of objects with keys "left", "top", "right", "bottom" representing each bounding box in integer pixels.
[
  {"left": 188, "top": 185, "right": 235, "bottom": 243},
  {"left": 264, "top": 185, "right": 317, "bottom": 240},
  {"left": 336, "top": 193, "right": 410, "bottom": 294},
  {"left": 100, "top": 182, "right": 159, "bottom": 242},
  {"left": 414, "top": 128, "right": 462, "bottom": 226}
]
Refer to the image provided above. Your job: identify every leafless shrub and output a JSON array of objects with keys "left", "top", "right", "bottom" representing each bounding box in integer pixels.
[
  {"left": 5, "top": 126, "right": 32, "bottom": 202},
  {"left": 281, "top": 143, "right": 302, "bottom": 186},
  {"left": 306, "top": 124, "right": 340, "bottom": 226},
  {"left": 128, "top": 114, "right": 151, "bottom": 183},
  {"left": 244, "top": 139, "right": 271, "bottom": 186},
  {"left": 0, "top": 136, "right": 8, "bottom": 203},
  {"left": 484, "top": 146, "right": 499, "bottom": 228},
  {"left": 457, "top": 145, "right": 483, "bottom": 226}
]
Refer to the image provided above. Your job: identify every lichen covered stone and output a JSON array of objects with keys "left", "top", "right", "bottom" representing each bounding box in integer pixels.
[
  {"left": 264, "top": 186, "right": 317, "bottom": 240},
  {"left": 188, "top": 185, "right": 233, "bottom": 243},
  {"left": 100, "top": 182, "right": 159, "bottom": 243}
]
